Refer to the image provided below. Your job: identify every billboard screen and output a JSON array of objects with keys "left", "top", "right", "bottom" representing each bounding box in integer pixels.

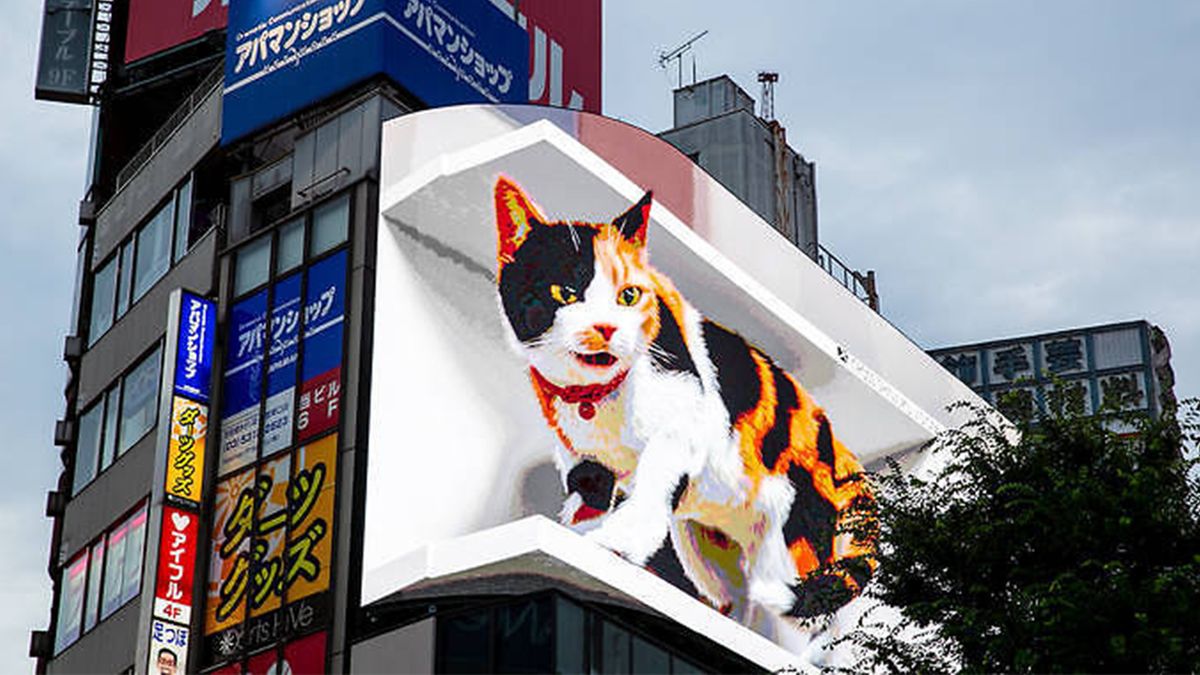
[
  {"left": 222, "top": 0, "right": 528, "bottom": 143},
  {"left": 125, "top": 0, "right": 228, "bottom": 64},
  {"left": 363, "top": 106, "right": 968, "bottom": 666}
]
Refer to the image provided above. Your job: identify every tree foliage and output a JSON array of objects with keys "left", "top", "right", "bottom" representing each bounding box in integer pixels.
[{"left": 837, "top": 393, "right": 1200, "bottom": 674}]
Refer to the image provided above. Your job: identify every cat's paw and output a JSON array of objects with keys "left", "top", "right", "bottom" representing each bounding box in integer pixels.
[{"left": 584, "top": 504, "right": 666, "bottom": 565}]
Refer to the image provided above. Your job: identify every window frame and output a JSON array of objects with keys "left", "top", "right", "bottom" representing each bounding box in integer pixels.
[
  {"left": 85, "top": 175, "right": 201, "bottom": 346},
  {"left": 53, "top": 500, "right": 148, "bottom": 654},
  {"left": 70, "top": 340, "right": 163, "bottom": 495}
]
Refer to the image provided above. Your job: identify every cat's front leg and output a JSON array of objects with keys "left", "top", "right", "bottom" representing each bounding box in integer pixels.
[{"left": 585, "top": 438, "right": 690, "bottom": 565}]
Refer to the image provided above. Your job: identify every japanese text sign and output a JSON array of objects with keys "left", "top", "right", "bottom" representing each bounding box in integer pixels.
[
  {"left": 154, "top": 506, "right": 200, "bottom": 624},
  {"left": 149, "top": 618, "right": 191, "bottom": 675},
  {"left": 165, "top": 396, "right": 209, "bottom": 506},
  {"left": 221, "top": 0, "right": 528, "bottom": 142},
  {"left": 175, "top": 292, "right": 216, "bottom": 402}
]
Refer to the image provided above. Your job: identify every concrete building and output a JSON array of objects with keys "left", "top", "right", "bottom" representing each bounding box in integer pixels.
[
  {"left": 928, "top": 320, "right": 1177, "bottom": 423},
  {"left": 659, "top": 75, "right": 878, "bottom": 312}
]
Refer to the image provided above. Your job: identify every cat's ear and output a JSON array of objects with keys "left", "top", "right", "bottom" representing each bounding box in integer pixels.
[
  {"left": 612, "top": 191, "right": 652, "bottom": 247},
  {"left": 495, "top": 176, "right": 545, "bottom": 265}
]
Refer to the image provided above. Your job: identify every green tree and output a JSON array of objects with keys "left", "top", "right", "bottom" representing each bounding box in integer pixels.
[{"left": 837, "top": 394, "right": 1200, "bottom": 674}]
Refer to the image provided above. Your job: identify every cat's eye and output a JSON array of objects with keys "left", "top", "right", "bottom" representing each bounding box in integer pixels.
[
  {"left": 617, "top": 286, "right": 643, "bottom": 306},
  {"left": 550, "top": 284, "right": 578, "bottom": 305}
]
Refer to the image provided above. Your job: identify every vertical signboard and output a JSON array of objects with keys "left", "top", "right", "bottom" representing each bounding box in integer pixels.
[
  {"left": 137, "top": 291, "right": 216, "bottom": 675},
  {"left": 35, "top": 0, "right": 94, "bottom": 103},
  {"left": 153, "top": 506, "right": 200, "bottom": 624},
  {"left": 165, "top": 396, "right": 209, "bottom": 505},
  {"left": 297, "top": 252, "right": 345, "bottom": 442}
]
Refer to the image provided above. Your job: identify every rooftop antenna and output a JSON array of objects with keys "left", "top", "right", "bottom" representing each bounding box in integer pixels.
[
  {"left": 659, "top": 30, "right": 708, "bottom": 88},
  {"left": 758, "top": 71, "right": 779, "bottom": 121}
]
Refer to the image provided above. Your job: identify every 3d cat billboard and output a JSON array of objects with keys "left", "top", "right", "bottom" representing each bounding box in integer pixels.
[{"left": 364, "top": 106, "right": 976, "bottom": 666}]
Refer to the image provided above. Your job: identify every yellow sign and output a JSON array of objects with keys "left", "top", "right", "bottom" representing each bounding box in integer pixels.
[
  {"left": 165, "top": 396, "right": 208, "bottom": 504},
  {"left": 286, "top": 433, "right": 337, "bottom": 603}
]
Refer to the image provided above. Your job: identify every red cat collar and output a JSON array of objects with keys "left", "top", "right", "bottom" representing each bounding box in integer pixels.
[{"left": 530, "top": 366, "right": 629, "bottom": 420}]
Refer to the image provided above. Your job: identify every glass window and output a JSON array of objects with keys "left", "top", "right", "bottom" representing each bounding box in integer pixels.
[
  {"left": 116, "top": 242, "right": 134, "bottom": 318},
  {"left": 310, "top": 195, "right": 349, "bottom": 256},
  {"left": 631, "top": 635, "right": 669, "bottom": 674},
  {"left": 133, "top": 197, "right": 174, "bottom": 301},
  {"left": 235, "top": 234, "right": 272, "bottom": 296},
  {"left": 72, "top": 402, "right": 103, "bottom": 495},
  {"left": 440, "top": 610, "right": 491, "bottom": 673},
  {"left": 173, "top": 176, "right": 193, "bottom": 263},
  {"left": 88, "top": 257, "right": 117, "bottom": 345},
  {"left": 555, "top": 597, "right": 586, "bottom": 675},
  {"left": 599, "top": 620, "right": 631, "bottom": 675},
  {"left": 276, "top": 218, "right": 305, "bottom": 274},
  {"left": 100, "top": 384, "right": 120, "bottom": 471},
  {"left": 100, "top": 520, "right": 128, "bottom": 619},
  {"left": 496, "top": 597, "right": 552, "bottom": 674},
  {"left": 118, "top": 346, "right": 161, "bottom": 455},
  {"left": 83, "top": 540, "right": 104, "bottom": 633},
  {"left": 121, "top": 506, "right": 147, "bottom": 603},
  {"left": 54, "top": 551, "right": 88, "bottom": 654}
]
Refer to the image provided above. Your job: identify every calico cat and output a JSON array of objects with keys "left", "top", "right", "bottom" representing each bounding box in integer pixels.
[{"left": 494, "top": 176, "right": 877, "bottom": 620}]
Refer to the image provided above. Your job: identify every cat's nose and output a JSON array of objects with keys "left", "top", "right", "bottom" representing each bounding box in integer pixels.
[{"left": 594, "top": 324, "right": 616, "bottom": 341}]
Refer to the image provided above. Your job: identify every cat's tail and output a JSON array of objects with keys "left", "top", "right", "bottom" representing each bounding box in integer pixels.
[{"left": 785, "top": 556, "right": 875, "bottom": 619}]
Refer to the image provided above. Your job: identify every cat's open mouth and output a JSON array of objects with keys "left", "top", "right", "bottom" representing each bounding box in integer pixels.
[{"left": 575, "top": 351, "right": 618, "bottom": 367}]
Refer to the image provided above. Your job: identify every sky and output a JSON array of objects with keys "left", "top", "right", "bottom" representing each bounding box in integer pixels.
[{"left": 2, "top": 1, "right": 1198, "bottom": 672}]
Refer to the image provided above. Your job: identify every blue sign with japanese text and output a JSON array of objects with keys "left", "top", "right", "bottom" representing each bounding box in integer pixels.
[
  {"left": 302, "top": 251, "right": 346, "bottom": 380},
  {"left": 263, "top": 273, "right": 302, "bottom": 455},
  {"left": 222, "top": 290, "right": 268, "bottom": 418},
  {"left": 174, "top": 292, "right": 216, "bottom": 402},
  {"left": 222, "top": 0, "right": 529, "bottom": 143}
]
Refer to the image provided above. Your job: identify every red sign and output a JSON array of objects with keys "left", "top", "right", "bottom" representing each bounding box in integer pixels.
[
  {"left": 284, "top": 632, "right": 328, "bottom": 674},
  {"left": 515, "top": 0, "right": 602, "bottom": 112},
  {"left": 154, "top": 505, "right": 200, "bottom": 624},
  {"left": 125, "top": 0, "right": 229, "bottom": 64},
  {"left": 297, "top": 366, "right": 341, "bottom": 442}
]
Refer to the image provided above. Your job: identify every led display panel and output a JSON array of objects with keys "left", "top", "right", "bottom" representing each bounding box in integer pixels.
[{"left": 363, "top": 106, "right": 981, "bottom": 667}]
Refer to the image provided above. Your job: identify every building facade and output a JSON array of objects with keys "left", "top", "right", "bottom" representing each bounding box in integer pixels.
[
  {"left": 928, "top": 320, "right": 1177, "bottom": 424},
  {"left": 32, "top": 2, "right": 983, "bottom": 673}
]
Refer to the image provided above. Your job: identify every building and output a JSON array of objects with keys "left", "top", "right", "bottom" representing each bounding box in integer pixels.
[
  {"left": 928, "top": 320, "right": 1177, "bottom": 424},
  {"left": 658, "top": 75, "right": 879, "bottom": 312},
  {"left": 32, "top": 2, "right": 982, "bottom": 673}
]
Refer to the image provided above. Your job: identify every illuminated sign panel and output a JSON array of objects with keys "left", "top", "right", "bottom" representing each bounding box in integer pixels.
[
  {"left": 517, "top": 0, "right": 602, "bottom": 112},
  {"left": 203, "top": 434, "right": 338, "bottom": 664},
  {"left": 165, "top": 396, "right": 209, "bottom": 506},
  {"left": 221, "top": 0, "right": 528, "bottom": 143},
  {"left": 175, "top": 292, "right": 216, "bottom": 401},
  {"left": 154, "top": 505, "right": 200, "bottom": 623},
  {"left": 363, "top": 105, "right": 974, "bottom": 668}
]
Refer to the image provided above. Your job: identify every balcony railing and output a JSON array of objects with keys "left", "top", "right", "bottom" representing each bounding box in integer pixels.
[
  {"left": 812, "top": 243, "right": 879, "bottom": 312},
  {"left": 113, "top": 65, "right": 224, "bottom": 192}
]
